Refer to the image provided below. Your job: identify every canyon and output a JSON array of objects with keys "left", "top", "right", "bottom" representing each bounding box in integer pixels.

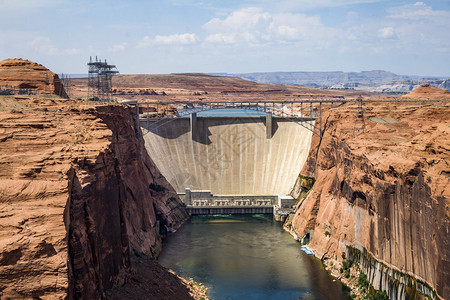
[
  {"left": 0, "top": 59, "right": 208, "bottom": 299},
  {"left": 0, "top": 58, "right": 449, "bottom": 299},
  {"left": 0, "top": 94, "right": 207, "bottom": 298}
]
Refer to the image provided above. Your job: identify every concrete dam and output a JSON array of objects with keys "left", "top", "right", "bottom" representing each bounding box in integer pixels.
[{"left": 141, "top": 111, "right": 314, "bottom": 213}]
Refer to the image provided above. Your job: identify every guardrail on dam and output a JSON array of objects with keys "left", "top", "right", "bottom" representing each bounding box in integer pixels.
[{"left": 140, "top": 112, "right": 315, "bottom": 201}]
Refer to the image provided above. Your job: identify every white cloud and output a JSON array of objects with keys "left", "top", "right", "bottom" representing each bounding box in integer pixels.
[
  {"left": 28, "top": 36, "right": 82, "bottom": 55},
  {"left": 29, "top": 37, "right": 58, "bottom": 55},
  {"left": 276, "top": 25, "right": 298, "bottom": 40},
  {"left": 205, "top": 8, "right": 272, "bottom": 32},
  {"left": 378, "top": 27, "right": 395, "bottom": 39},
  {"left": 137, "top": 33, "right": 198, "bottom": 48},
  {"left": 109, "top": 42, "right": 128, "bottom": 52},
  {"left": 171, "top": 0, "right": 385, "bottom": 12},
  {"left": 241, "top": 0, "right": 386, "bottom": 12},
  {"left": 380, "top": 2, "right": 450, "bottom": 50},
  {"left": 155, "top": 33, "right": 198, "bottom": 45},
  {"left": 205, "top": 33, "right": 236, "bottom": 44},
  {"left": 203, "top": 8, "right": 339, "bottom": 48},
  {"left": 387, "top": 1, "right": 450, "bottom": 20},
  {"left": 137, "top": 36, "right": 152, "bottom": 48}
]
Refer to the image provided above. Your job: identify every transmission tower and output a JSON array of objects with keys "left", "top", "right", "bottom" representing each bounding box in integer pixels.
[
  {"left": 87, "top": 56, "right": 119, "bottom": 102},
  {"left": 58, "top": 73, "right": 71, "bottom": 98},
  {"left": 353, "top": 96, "right": 366, "bottom": 136}
]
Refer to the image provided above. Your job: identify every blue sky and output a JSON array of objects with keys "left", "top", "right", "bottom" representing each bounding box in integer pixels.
[{"left": 0, "top": 0, "right": 449, "bottom": 76}]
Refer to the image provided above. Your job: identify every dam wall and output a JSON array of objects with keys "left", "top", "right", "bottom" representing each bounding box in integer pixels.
[{"left": 142, "top": 116, "right": 314, "bottom": 195}]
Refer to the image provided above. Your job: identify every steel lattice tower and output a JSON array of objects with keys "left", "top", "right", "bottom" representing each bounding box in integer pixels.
[{"left": 87, "top": 56, "right": 119, "bottom": 102}]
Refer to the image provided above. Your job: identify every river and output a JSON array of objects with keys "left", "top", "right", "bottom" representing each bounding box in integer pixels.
[{"left": 158, "top": 214, "right": 350, "bottom": 300}]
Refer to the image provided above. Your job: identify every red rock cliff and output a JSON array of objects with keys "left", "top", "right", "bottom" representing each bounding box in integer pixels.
[
  {"left": 0, "top": 58, "right": 67, "bottom": 97},
  {"left": 288, "top": 99, "right": 449, "bottom": 299},
  {"left": 0, "top": 96, "right": 190, "bottom": 298},
  {"left": 66, "top": 104, "right": 189, "bottom": 298}
]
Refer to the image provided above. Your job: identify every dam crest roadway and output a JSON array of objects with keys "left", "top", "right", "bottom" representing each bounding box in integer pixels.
[{"left": 126, "top": 99, "right": 349, "bottom": 215}]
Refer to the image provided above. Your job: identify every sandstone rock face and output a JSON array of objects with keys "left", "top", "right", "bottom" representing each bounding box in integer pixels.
[
  {"left": 288, "top": 99, "right": 449, "bottom": 299},
  {"left": 401, "top": 83, "right": 450, "bottom": 100},
  {"left": 66, "top": 105, "right": 189, "bottom": 298},
  {"left": 0, "top": 58, "right": 67, "bottom": 97},
  {"left": 0, "top": 96, "right": 188, "bottom": 298}
]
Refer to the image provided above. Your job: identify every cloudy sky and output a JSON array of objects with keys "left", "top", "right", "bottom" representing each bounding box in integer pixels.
[{"left": 1, "top": 0, "right": 449, "bottom": 76}]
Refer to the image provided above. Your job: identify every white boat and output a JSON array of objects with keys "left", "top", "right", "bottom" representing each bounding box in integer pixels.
[{"left": 300, "top": 245, "right": 314, "bottom": 255}]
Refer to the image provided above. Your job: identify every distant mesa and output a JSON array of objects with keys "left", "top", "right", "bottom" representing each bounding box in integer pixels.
[
  {"left": 214, "top": 70, "right": 450, "bottom": 94},
  {"left": 0, "top": 58, "right": 67, "bottom": 98},
  {"left": 402, "top": 83, "right": 450, "bottom": 100}
]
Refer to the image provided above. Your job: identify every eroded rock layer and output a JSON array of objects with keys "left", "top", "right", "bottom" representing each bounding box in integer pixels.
[
  {"left": 288, "top": 99, "right": 449, "bottom": 299},
  {"left": 0, "top": 96, "right": 189, "bottom": 298},
  {"left": 0, "top": 58, "right": 67, "bottom": 97}
]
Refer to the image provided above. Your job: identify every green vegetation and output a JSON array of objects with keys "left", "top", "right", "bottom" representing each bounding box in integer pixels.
[
  {"left": 325, "top": 230, "right": 331, "bottom": 237},
  {"left": 357, "top": 273, "right": 389, "bottom": 300},
  {"left": 346, "top": 246, "right": 437, "bottom": 300},
  {"left": 340, "top": 257, "right": 354, "bottom": 279},
  {"left": 358, "top": 272, "right": 370, "bottom": 293},
  {"left": 294, "top": 175, "right": 315, "bottom": 206},
  {"left": 364, "top": 291, "right": 389, "bottom": 300}
]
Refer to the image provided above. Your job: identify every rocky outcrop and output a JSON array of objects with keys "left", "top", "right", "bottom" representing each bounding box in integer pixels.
[
  {"left": 401, "top": 84, "right": 450, "bottom": 100},
  {"left": 287, "top": 97, "right": 449, "bottom": 299},
  {"left": 66, "top": 105, "right": 189, "bottom": 298},
  {"left": 0, "top": 58, "right": 67, "bottom": 97},
  {"left": 0, "top": 96, "right": 189, "bottom": 298}
]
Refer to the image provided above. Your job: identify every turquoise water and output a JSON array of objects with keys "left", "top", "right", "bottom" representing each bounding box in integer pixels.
[{"left": 158, "top": 215, "right": 350, "bottom": 300}]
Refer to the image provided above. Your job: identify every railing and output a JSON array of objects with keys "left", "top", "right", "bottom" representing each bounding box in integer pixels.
[
  {"left": 189, "top": 195, "right": 276, "bottom": 207},
  {"left": 119, "top": 99, "right": 366, "bottom": 139},
  {"left": 135, "top": 99, "right": 348, "bottom": 120},
  {"left": 126, "top": 99, "right": 351, "bottom": 138},
  {"left": 0, "top": 85, "right": 37, "bottom": 95}
]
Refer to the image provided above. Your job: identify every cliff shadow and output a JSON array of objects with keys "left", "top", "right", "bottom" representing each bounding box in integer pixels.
[
  {"left": 106, "top": 256, "right": 197, "bottom": 299},
  {"left": 144, "top": 116, "right": 277, "bottom": 145}
]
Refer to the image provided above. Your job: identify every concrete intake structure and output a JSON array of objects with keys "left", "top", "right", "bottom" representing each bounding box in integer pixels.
[{"left": 142, "top": 115, "right": 314, "bottom": 196}]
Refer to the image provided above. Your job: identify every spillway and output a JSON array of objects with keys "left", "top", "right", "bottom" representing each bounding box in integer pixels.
[{"left": 142, "top": 115, "right": 314, "bottom": 196}]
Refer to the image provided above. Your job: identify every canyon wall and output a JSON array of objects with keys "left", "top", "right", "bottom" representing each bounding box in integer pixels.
[
  {"left": 0, "top": 96, "right": 189, "bottom": 298},
  {"left": 287, "top": 100, "right": 449, "bottom": 299},
  {"left": 66, "top": 105, "right": 189, "bottom": 298}
]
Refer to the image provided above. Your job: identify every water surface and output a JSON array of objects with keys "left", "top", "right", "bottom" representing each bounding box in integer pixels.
[{"left": 158, "top": 215, "right": 349, "bottom": 300}]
